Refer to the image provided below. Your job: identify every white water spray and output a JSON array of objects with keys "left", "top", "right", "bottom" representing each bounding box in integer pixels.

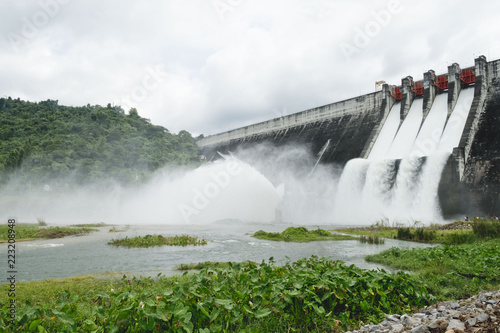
[{"left": 335, "top": 87, "right": 475, "bottom": 225}]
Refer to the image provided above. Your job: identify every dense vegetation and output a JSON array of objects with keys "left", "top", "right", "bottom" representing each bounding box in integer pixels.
[
  {"left": 366, "top": 238, "right": 500, "bottom": 300},
  {"left": 0, "top": 257, "right": 431, "bottom": 332},
  {"left": 253, "top": 227, "right": 356, "bottom": 242},
  {"left": 108, "top": 235, "right": 208, "bottom": 248},
  {"left": 365, "top": 219, "right": 500, "bottom": 300},
  {"left": 358, "top": 235, "right": 385, "bottom": 245},
  {"left": 0, "top": 98, "right": 201, "bottom": 189},
  {"left": 334, "top": 220, "right": 479, "bottom": 245}
]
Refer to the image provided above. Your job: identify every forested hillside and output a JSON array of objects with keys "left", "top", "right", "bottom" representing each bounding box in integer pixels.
[{"left": 0, "top": 97, "right": 201, "bottom": 189}]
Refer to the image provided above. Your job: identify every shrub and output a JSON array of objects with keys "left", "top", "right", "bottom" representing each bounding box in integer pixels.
[{"left": 472, "top": 219, "right": 500, "bottom": 238}]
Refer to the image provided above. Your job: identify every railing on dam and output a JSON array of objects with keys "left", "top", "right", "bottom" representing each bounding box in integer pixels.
[{"left": 198, "top": 90, "right": 385, "bottom": 147}]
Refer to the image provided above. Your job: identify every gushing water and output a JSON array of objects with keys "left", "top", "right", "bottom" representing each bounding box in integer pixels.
[
  {"left": 368, "top": 102, "right": 401, "bottom": 160},
  {"left": 2, "top": 156, "right": 283, "bottom": 225},
  {"left": 335, "top": 87, "right": 475, "bottom": 225},
  {"left": 387, "top": 98, "right": 423, "bottom": 159}
]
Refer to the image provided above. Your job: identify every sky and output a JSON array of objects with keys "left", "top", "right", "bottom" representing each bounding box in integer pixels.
[{"left": 1, "top": 0, "right": 500, "bottom": 137}]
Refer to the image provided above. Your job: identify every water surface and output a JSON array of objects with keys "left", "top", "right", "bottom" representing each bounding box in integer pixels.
[{"left": 3, "top": 222, "right": 434, "bottom": 282}]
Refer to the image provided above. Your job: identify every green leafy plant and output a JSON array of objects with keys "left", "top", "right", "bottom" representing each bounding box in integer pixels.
[{"left": 0, "top": 257, "right": 432, "bottom": 332}]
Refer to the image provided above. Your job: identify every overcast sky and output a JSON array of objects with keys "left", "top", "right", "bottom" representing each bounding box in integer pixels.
[{"left": 1, "top": 0, "right": 499, "bottom": 136}]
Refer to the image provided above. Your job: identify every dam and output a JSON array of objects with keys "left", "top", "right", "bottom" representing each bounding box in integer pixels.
[{"left": 198, "top": 56, "right": 500, "bottom": 221}]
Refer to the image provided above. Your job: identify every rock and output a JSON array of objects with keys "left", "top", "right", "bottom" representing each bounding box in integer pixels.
[
  {"left": 446, "top": 319, "right": 465, "bottom": 331},
  {"left": 410, "top": 325, "right": 429, "bottom": 333},
  {"left": 465, "top": 317, "right": 477, "bottom": 326},
  {"left": 389, "top": 323, "right": 404, "bottom": 333},
  {"left": 476, "top": 313, "right": 489, "bottom": 322},
  {"left": 428, "top": 319, "right": 449, "bottom": 331},
  {"left": 348, "top": 289, "right": 500, "bottom": 333},
  {"left": 401, "top": 314, "right": 419, "bottom": 327}
]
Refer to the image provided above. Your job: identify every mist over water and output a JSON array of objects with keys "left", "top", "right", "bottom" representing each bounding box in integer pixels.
[
  {"left": 1, "top": 156, "right": 282, "bottom": 225},
  {"left": 1, "top": 90, "right": 475, "bottom": 227}
]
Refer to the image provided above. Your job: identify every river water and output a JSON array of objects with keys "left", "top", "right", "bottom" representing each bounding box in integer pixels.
[{"left": 3, "top": 222, "right": 434, "bottom": 282}]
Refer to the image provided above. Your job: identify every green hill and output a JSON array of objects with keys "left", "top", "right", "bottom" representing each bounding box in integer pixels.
[{"left": 0, "top": 97, "right": 201, "bottom": 189}]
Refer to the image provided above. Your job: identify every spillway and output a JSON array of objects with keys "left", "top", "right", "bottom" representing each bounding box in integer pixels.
[
  {"left": 335, "top": 86, "right": 476, "bottom": 224},
  {"left": 438, "top": 88, "right": 475, "bottom": 152},
  {"left": 387, "top": 98, "right": 424, "bottom": 159},
  {"left": 411, "top": 93, "right": 448, "bottom": 157},
  {"left": 368, "top": 102, "right": 401, "bottom": 160}
]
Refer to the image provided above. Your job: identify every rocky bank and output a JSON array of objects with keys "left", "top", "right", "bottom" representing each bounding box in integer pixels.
[{"left": 347, "top": 290, "right": 499, "bottom": 333}]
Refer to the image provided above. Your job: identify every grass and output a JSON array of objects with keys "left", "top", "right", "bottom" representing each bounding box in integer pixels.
[
  {"left": 0, "top": 224, "right": 97, "bottom": 242},
  {"left": 0, "top": 257, "right": 431, "bottom": 332},
  {"left": 108, "top": 234, "right": 208, "bottom": 247},
  {"left": 365, "top": 219, "right": 500, "bottom": 300},
  {"left": 366, "top": 238, "right": 500, "bottom": 300},
  {"left": 108, "top": 226, "right": 127, "bottom": 233},
  {"left": 358, "top": 235, "right": 385, "bottom": 244},
  {"left": 333, "top": 219, "right": 484, "bottom": 244},
  {"left": 253, "top": 226, "right": 356, "bottom": 242}
]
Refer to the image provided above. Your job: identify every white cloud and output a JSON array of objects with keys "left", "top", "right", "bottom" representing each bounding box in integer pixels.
[{"left": 1, "top": 0, "right": 500, "bottom": 135}]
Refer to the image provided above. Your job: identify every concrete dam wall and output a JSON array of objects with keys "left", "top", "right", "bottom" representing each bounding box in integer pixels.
[
  {"left": 198, "top": 84, "right": 394, "bottom": 166},
  {"left": 198, "top": 56, "right": 500, "bottom": 219}
]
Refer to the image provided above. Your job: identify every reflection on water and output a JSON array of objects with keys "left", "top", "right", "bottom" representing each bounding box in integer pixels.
[{"left": 2, "top": 222, "right": 434, "bottom": 282}]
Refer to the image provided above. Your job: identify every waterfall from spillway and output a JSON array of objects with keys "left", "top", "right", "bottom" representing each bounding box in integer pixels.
[{"left": 334, "top": 88, "right": 475, "bottom": 224}]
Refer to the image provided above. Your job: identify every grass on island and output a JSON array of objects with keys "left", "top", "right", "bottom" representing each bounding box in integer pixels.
[
  {"left": 0, "top": 224, "right": 97, "bottom": 242},
  {"left": 358, "top": 235, "right": 385, "bottom": 244},
  {"left": 108, "top": 226, "right": 128, "bottom": 233},
  {"left": 333, "top": 218, "right": 497, "bottom": 245},
  {"left": 108, "top": 234, "right": 208, "bottom": 247},
  {"left": 365, "top": 218, "right": 500, "bottom": 301},
  {"left": 253, "top": 226, "right": 356, "bottom": 242},
  {"left": 0, "top": 256, "right": 432, "bottom": 332}
]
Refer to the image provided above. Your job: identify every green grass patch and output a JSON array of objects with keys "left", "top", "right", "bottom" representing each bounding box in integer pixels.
[
  {"left": 333, "top": 227, "right": 398, "bottom": 239},
  {"left": 253, "top": 227, "right": 356, "bottom": 242},
  {"left": 0, "top": 256, "right": 432, "bottom": 332},
  {"left": 0, "top": 225, "right": 97, "bottom": 242},
  {"left": 366, "top": 238, "right": 500, "bottom": 300},
  {"left": 333, "top": 219, "right": 498, "bottom": 245},
  {"left": 358, "top": 235, "right": 385, "bottom": 244},
  {"left": 108, "top": 234, "right": 208, "bottom": 248}
]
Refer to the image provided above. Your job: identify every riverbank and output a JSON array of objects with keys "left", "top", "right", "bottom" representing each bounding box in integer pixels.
[{"left": 347, "top": 289, "right": 500, "bottom": 333}]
